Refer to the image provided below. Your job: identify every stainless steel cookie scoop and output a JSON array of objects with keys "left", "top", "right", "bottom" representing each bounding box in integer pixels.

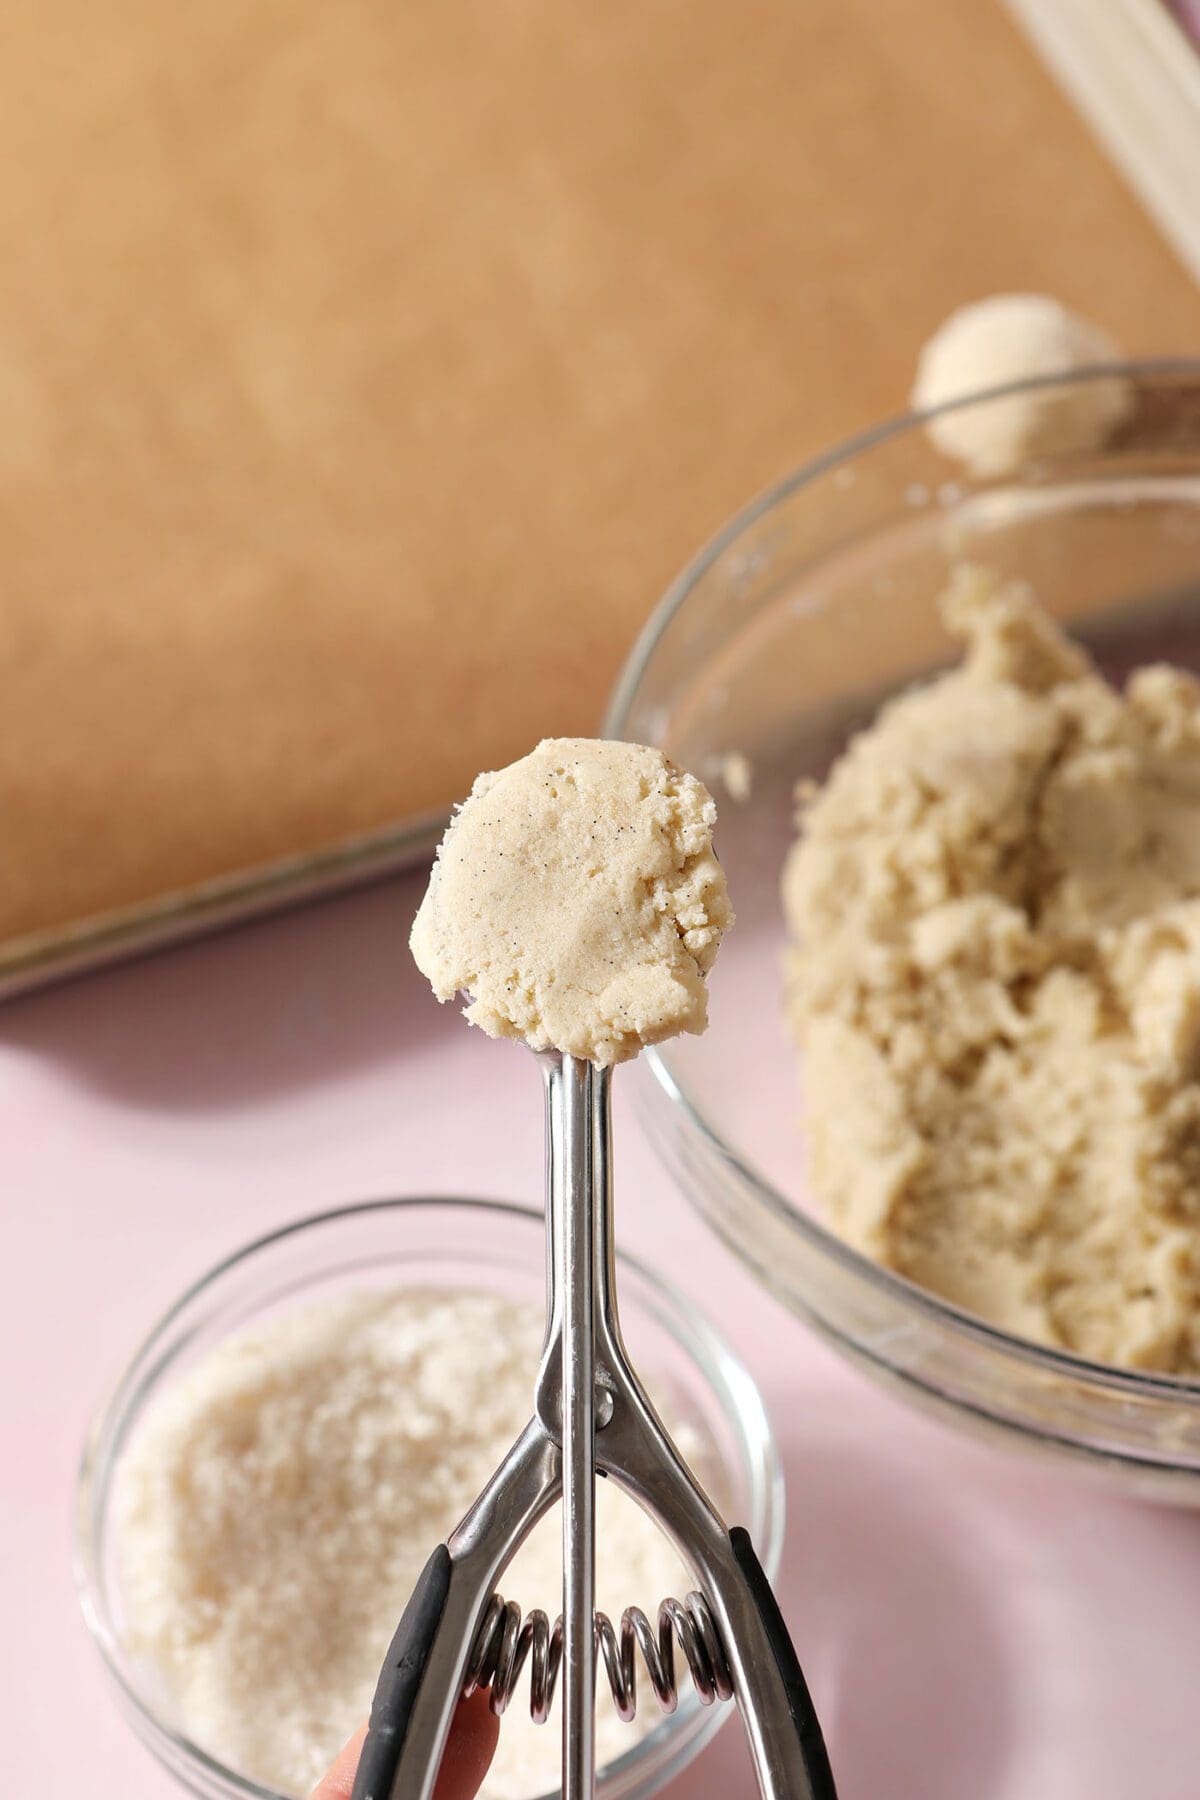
[{"left": 350, "top": 1052, "right": 837, "bottom": 1800}]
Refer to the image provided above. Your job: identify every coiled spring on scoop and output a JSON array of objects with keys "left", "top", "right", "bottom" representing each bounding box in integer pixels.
[{"left": 463, "top": 1591, "right": 735, "bottom": 1723}]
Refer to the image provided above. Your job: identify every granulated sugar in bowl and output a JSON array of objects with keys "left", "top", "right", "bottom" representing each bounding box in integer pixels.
[{"left": 76, "top": 1198, "right": 783, "bottom": 1800}]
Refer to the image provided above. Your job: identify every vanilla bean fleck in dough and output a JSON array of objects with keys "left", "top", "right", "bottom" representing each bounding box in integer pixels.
[
  {"left": 411, "top": 738, "right": 733, "bottom": 1065},
  {"left": 784, "top": 568, "right": 1200, "bottom": 1372}
]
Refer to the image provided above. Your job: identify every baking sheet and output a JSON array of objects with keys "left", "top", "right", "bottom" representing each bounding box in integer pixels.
[
  {"left": 0, "top": 814, "right": 443, "bottom": 1001},
  {"left": 5, "top": 0, "right": 1200, "bottom": 997}
]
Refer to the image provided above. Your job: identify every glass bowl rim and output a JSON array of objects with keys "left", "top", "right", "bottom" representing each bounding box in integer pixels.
[
  {"left": 75, "top": 1193, "right": 786, "bottom": 1800},
  {"left": 605, "top": 357, "right": 1200, "bottom": 1406}
]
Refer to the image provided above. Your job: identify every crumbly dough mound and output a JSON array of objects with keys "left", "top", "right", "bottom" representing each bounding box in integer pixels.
[
  {"left": 911, "top": 293, "right": 1132, "bottom": 476},
  {"left": 411, "top": 737, "right": 733, "bottom": 1065},
  {"left": 784, "top": 567, "right": 1200, "bottom": 1373}
]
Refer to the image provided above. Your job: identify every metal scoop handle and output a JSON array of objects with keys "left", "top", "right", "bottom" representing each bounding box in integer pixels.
[
  {"left": 351, "top": 1545, "right": 451, "bottom": 1800},
  {"left": 350, "top": 1419, "right": 558, "bottom": 1800},
  {"left": 583, "top": 1064, "right": 835, "bottom": 1797},
  {"left": 352, "top": 1057, "right": 837, "bottom": 1800}
]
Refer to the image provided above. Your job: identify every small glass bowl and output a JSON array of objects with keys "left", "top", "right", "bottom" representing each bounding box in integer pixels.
[
  {"left": 75, "top": 1196, "right": 783, "bottom": 1800},
  {"left": 607, "top": 361, "right": 1200, "bottom": 1503}
]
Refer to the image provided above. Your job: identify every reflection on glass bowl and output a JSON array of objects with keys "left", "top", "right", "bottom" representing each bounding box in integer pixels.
[{"left": 607, "top": 361, "right": 1200, "bottom": 1503}]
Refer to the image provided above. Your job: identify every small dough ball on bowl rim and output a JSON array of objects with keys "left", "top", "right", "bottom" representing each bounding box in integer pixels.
[{"left": 911, "top": 292, "right": 1132, "bottom": 477}]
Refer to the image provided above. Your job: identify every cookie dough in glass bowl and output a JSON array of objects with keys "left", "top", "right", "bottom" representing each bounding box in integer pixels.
[{"left": 607, "top": 361, "right": 1200, "bottom": 1503}]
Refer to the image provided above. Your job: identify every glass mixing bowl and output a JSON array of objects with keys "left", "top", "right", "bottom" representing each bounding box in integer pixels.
[
  {"left": 75, "top": 1197, "right": 783, "bottom": 1800},
  {"left": 607, "top": 361, "right": 1200, "bottom": 1503}
]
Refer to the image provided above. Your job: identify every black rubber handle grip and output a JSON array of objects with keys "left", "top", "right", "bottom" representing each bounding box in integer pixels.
[
  {"left": 730, "top": 1526, "right": 838, "bottom": 1800},
  {"left": 351, "top": 1544, "right": 452, "bottom": 1800}
]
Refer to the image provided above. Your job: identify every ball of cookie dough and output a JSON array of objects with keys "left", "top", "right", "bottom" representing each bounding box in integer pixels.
[
  {"left": 411, "top": 738, "right": 733, "bottom": 1065},
  {"left": 911, "top": 293, "right": 1132, "bottom": 476}
]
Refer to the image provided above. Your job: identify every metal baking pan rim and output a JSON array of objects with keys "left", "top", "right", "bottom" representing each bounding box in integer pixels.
[{"left": 0, "top": 810, "right": 446, "bottom": 1003}]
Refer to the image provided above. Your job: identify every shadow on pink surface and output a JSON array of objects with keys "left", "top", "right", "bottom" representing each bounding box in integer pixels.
[
  {"left": 659, "top": 1429, "right": 1016, "bottom": 1800},
  {"left": 0, "top": 873, "right": 438, "bottom": 1112}
]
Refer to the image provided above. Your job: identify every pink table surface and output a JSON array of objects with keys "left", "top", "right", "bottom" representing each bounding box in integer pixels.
[{"left": 4, "top": 867, "right": 1200, "bottom": 1800}]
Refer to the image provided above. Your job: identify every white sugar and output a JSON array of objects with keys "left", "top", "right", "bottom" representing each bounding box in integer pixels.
[{"left": 115, "top": 1287, "right": 694, "bottom": 1798}]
